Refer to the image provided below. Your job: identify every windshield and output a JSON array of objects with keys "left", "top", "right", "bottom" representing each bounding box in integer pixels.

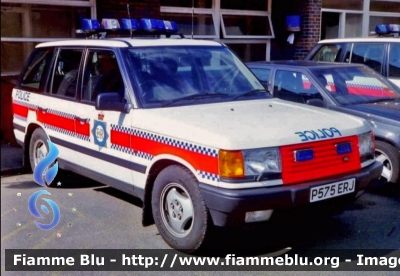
[
  {"left": 311, "top": 66, "right": 400, "bottom": 106},
  {"left": 125, "top": 46, "right": 267, "bottom": 107}
]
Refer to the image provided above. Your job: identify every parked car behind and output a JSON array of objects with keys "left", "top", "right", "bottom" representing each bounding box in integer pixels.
[
  {"left": 247, "top": 60, "right": 400, "bottom": 185},
  {"left": 304, "top": 37, "right": 400, "bottom": 88}
]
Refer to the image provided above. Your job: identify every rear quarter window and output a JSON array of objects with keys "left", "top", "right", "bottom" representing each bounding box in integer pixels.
[
  {"left": 20, "top": 48, "right": 54, "bottom": 93},
  {"left": 310, "top": 44, "right": 345, "bottom": 62},
  {"left": 350, "top": 43, "right": 385, "bottom": 74}
]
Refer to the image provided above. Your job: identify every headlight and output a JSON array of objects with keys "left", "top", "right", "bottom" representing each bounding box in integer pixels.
[
  {"left": 243, "top": 148, "right": 281, "bottom": 175},
  {"left": 219, "top": 148, "right": 281, "bottom": 178},
  {"left": 358, "top": 131, "right": 375, "bottom": 162}
]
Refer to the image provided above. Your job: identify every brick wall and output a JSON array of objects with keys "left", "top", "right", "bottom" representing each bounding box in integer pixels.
[
  {"left": 293, "top": 0, "right": 322, "bottom": 60},
  {"left": 97, "top": 0, "right": 161, "bottom": 20}
]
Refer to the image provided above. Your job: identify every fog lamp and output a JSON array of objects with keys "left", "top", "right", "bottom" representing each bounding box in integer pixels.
[{"left": 245, "top": 210, "right": 273, "bottom": 223}]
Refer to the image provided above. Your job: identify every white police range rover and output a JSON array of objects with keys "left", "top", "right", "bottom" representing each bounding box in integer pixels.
[{"left": 12, "top": 29, "right": 383, "bottom": 252}]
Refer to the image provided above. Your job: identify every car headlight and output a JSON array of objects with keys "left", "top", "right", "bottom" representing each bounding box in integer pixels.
[
  {"left": 358, "top": 131, "right": 375, "bottom": 163},
  {"left": 219, "top": 148, "right": 282, "bottom": 178}
]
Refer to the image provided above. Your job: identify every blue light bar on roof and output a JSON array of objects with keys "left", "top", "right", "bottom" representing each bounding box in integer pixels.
[
  {"left": 375, "top": 24, "right": 400, "bottom": 34},
  {"left": 140, "top": 18, "right": 179, "bottom": 33},
  {"left": 121, "top": 18, "right": 140, "bottom": 30},
  {"left": 81, "top": 18, "right": 100, "bottom": 30}
]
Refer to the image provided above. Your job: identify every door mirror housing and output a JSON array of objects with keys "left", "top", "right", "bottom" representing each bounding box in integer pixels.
[{"left": 95, "top": 93, "right": 128, "bottom": 112}]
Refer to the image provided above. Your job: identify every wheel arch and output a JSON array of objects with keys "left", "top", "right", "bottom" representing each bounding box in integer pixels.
[
  {"left": 23, "top": 123, "right": 44, "bottom": 170},
  {"left": 142, "top": 156, "right": 199, "bottom": 227}
]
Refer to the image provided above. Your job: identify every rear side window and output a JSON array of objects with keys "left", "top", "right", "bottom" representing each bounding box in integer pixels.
[
  {"left": 273, "top": 70, "right": 323, "bottom": 104},
  {"left": 351, "top": 43, "right": 384, "bottom": 74},
  {"left": 311, "top": 44, "right": 345, "bottom": 62},
  {"left": 388, "top": 44, "right": 400, "bottom": 79},
  {"left": 20, "top": 48, "right": 53, "bottom": 93},
  {"left": 50, "top": 49, "right": 83, "bottom": 98}
]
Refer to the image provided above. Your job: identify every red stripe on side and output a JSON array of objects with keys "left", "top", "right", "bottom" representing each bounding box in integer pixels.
[
  {"left": 280, "top": 136, "right": 361, "bottom": 185},
  {"left": 75, "top": 121, "right": 90, "bottom": 137},
  {"left": 12, "top": 103, "right": 29, "bottom": 118},
  {"left": 111, "top": 129, "right": 130, "bottom": 148},
  {"left": 124, "top": 134, "right": 219, "bottom": 174},
  {"left": 37, "top": 111, "right": 75, "bottom": 132}
]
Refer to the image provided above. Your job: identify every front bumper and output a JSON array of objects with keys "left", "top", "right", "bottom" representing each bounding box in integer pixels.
[{"left": 199, "top": 161, "right": 383, "bottom": 227}]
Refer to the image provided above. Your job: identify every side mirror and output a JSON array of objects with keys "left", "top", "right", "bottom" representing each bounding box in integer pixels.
[
  {"left": 95, "top": 93, "right": 127, "bottom": 112},
  {"left": 306, "top": 98, "right": 324, "bottom": 108}
]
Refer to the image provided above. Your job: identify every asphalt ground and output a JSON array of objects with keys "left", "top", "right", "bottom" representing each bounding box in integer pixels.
[{"left": 1, "top": 169, "right": 399, "bottom": 276}]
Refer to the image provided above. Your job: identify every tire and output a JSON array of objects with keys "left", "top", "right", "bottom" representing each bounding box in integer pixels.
[
  {"left": 29, "top": 128, "right": 61, "bottom": 187},
  {"left": 375, "top": 141, "right": 400, "bottom": 185},
  {"left": 151, "top": 165, "right": 211, "bottom": 252}
]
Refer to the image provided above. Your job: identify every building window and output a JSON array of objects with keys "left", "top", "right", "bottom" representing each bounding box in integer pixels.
[
  {"left": 1, "top": 2, "right": 93, "bottom": 76},
  {"left": 221, "top": 14, "right": 273, "bottom": 38},
  {"left": 322, "top": 0, "right": 363, "bottom": 10},
  {"left": 321, "top": 0, "right": 400, "bottom": 38},
  {"left": 370, "top": 0, "right": 400, "bottom": 12},
  {"left": 160, "top": 0, "right": 212, "bottom": 8},
  {"left": 220, "top": 0, "right": 268, "bottom": 12},
  {"left": 161, "top": 0, "right": 273, "bottom": 62},
  {"left": 226, "top": 44, "right": 267, "bottom": 62},
  {"left": 160, "top": 12, "right": 216, "bottom": 37},
  {"left": 345, "top": 14, "right": 362, "bottom": 37}
]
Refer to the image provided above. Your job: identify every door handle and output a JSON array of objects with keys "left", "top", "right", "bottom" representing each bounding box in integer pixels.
[
  {"left": 75, "top": 116, "right": 89, "bottom": 124},
  {"left": 37, "top": 107, "right": 48, "bottom": 113}
]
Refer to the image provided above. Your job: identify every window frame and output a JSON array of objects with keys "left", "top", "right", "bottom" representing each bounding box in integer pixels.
[
  {"left": 387, "top": 43, "right": 400, "bottom": 80},
  {"left": 220, "top": 10, "right": 274, "bottom": 39},
  {"left": 80, "top": 47, "right": 129, "bottom": 106}
]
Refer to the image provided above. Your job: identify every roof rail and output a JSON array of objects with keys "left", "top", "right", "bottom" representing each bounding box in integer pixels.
[{"left": 76, "top": 18, "right": 185, "bottom": 39}]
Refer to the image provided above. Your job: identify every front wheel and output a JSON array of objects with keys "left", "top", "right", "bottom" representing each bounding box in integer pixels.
[
  {"left": 151, "top": 165, "right": 211, "bottom": 252},
  {"left": 375, "top": 141, "right": 400, "bottom": 185}
]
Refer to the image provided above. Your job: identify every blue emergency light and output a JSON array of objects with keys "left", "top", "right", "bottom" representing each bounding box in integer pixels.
[
  {"left": 81, "top": 18, "right": 100, "bottom": 30},
  {"left": 121, "top": 18, "right": 140, "bottom": 30},
  {"left": 294, "top": 149, "right": 314, "bottom": 162},
  {"left": 336, "top": 142, "right": 352, "bottom": 155}
]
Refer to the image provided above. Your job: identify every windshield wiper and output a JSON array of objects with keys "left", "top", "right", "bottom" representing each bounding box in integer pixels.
[
  {"left": 231, "top": 89, "right": 269, "bottom": 101},
  {"left": 161, "top": 93, "right": 228, "bottom": 107}
]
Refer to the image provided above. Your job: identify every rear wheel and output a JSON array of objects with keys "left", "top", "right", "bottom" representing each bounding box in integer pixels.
[
  {"left": 151, "top": 165, "right": 211, "bottom": 252},
  {"left": 375, "top": 141, "right": 400, "bottom": 185}
]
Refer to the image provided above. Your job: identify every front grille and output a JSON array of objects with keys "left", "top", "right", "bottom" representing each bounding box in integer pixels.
[{"left": 280, "top": 136, "right": 361, "bottom": 185}]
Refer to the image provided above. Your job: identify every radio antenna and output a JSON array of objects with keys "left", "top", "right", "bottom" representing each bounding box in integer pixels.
[
  {"left": 126, "top": 1, "right": 133, "bottom": 38},
  {"left": 191, "top": 0, "right": 194, "bottom": 39}
]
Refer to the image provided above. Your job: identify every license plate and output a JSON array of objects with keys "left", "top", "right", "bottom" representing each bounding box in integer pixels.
[{"left": 310, "top": 178, "right": 356, "bottom": 203}]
